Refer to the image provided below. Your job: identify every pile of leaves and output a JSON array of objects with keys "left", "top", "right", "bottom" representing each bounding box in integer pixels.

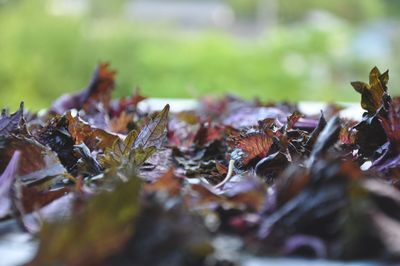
[{"left": 2, "top": 64, "right": 400, "bottom": 265}]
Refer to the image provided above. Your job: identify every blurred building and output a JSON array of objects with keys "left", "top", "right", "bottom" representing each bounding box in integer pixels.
[
  {"left": 49, "top": 0, "right": 277, "bottom": 37},
  {"left": 124, "top": 1, "right": 235, "bottom": 28},
  {"left": 124, "top": 0, "right": 277, "bottom": 37}
]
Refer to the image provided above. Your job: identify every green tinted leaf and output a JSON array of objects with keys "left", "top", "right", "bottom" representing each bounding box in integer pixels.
[
  {"left": 133, "top": 104, "right": 169, "bottom": 149},
  {"left": 123, "top": 130, "right": 138, "bottom": 154},
  {"left": 369, "top": 66, "right": 381, "bottom": 85},
  {"left": 31, "top": 176, "right": 141, "bottom": 265},
  {"left": 350, "top": 81, "right": 368, "bottom": 94},
  {"left": 99, "top": 130, "right": 139, "bottom": 169},
  {"left": 99, "top": 106, "right": 169, "bottom": 169},
  {"left": 380, "top": 70, "right": 389, "bottom": 88},
  {"left": 351, "top": 66, "right": 389, "bottom": 114},
  {"left": 130, "top": 146, "right": 156, "bottom": 166}
]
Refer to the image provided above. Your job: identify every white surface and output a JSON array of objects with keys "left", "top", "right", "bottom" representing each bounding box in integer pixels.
[
  {"left": 139, "top": 98, "right": 364, "bottom": 120},
  {"left": 242, "top": 257, "right": 379, "bottom": 266},
  {"left": 138, "top": 98, "right": 198, "bottom": 113},
  {"left": 0, "top": 233, "right": 38, "bottom": 266}
]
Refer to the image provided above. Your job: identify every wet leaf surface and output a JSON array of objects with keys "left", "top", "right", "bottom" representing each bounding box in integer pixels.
[{"left": 2, "top": 65, "right": 400, "bottom": 264}]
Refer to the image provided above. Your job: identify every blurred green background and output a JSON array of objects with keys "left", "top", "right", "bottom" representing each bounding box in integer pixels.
[{"left": 1, "top": 0, "right": 400, "bottom": 110}]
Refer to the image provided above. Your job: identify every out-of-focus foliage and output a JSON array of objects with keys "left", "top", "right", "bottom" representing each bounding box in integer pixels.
[
  {"left": 278, "top": 0, "right": 385, "bottom": 23},
  {"left": 228, "top": 0, "right": 384, "bottom": 21}
]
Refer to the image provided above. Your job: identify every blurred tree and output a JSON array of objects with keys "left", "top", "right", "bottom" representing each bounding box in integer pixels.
[
  {"left": 225, "top": 0, "right": 386, "bottom": 23},
  {"left": 382, "top": 0, "right": 400, "bottom": 18},
  {"left": 227, "top": 0, "right": 259, "bottom": 19},
  {"left": 278, "top": 0, "right": 385, "bottom": 23},
  {"left": 87, "top": 0, "right": 127, "bottom": 17}
]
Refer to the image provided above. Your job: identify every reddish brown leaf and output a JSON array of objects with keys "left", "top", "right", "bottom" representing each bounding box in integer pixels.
[
  {"left": 379, "top": 105, "right": 400, "bottom": 150},
  {"left": 22, "top": 186, "right": 70, "bottom": 213},
  {"left": 194, "top": 122, "right": 225, "bottom": 146},
  {"left": 110, "top": 89, "right": 147, "bottom": 118},
  {"left": 215, "top": 161, "right": 228, "bottom": 176},
  {"left": 339, "top": 127, "right": 356, "bottom": 145},
  {"left": 0, "top": 136, "right": 66, "bottom": 184},
  {"left": 286, "top": 111, "right": 302, "bottom": 130},
  {"left": 66, "top": 112, "right": 119, "bottom": 151},
  {"left": 51, "top": 63, "right": 116, "bottom": 114},
  {"left": 81, "top": 63, "right": 116, "bottom": 111},
  {"left": 144, "top": 169, "right": 182, "bottom": 196},
  {"left": 108, "top": 111, "right": 134, "bottom": 134},
  {"left": 229, "top": 132, "right": 274, "bottom": 168}
]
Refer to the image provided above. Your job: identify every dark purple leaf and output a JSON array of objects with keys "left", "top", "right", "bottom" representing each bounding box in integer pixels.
[
  {"left": 307, "top": 116, "right": 341, "bottom": 166},
  {"left": 0, "top": 102, "right": 24, "bottom": 137},
  {"left": 0, "top": 151, "right": 20, "bottom": 218},
  {"left": 255, "top": 151, "right": 289, "bottom": 182},
  {"left": 283, "top": 234, "right": 327, "bottom": 258}
]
